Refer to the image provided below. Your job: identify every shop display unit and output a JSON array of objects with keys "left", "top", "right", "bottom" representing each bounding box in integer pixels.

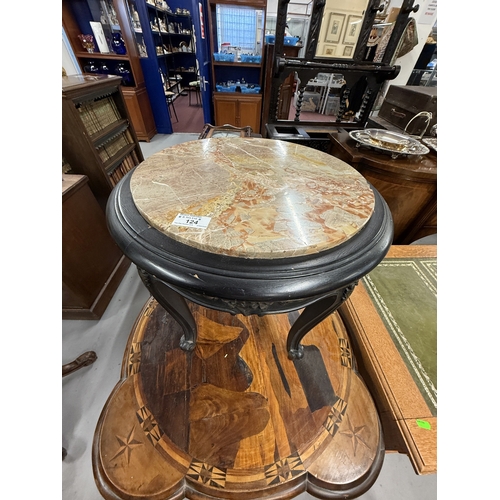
[
  {"left": 131, "top": 0, "right": 200, "bottom": 133},
  {"left": 62, "top": 74, "right": 144, "bottom": 211},
  {"left": 207, "top": 0, "right": 267, "bottom": 134},
  {"left": 62, "top": 0, "right": 157, "bottom": 141}
]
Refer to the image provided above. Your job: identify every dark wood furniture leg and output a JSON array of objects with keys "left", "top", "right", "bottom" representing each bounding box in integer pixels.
[
  {"left": 137, "top": 268, "right": 197, "bottom": 351},
  {"left": 287, "top": 283, "right": 357, "bottom": 359}
]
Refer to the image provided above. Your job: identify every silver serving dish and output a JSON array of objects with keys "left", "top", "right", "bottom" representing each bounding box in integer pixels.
[
  {"left": 349, "top": 129, "right": 430, "bottom": 158},
  {"left": 422, "top": 137, "right": 437, "bottom": 152}
]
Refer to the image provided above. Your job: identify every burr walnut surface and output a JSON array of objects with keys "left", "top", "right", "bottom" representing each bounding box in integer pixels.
[{"left": 129, "top": 138, "right": 375, "bottom": 259}]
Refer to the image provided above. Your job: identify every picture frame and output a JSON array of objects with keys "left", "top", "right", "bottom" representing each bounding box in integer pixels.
[
  {"left": 323, "top": 45, "right": 337, "bottom": 56},
  {"left": 343, "top": 15, "right": 362, "bottom": 46},
  {"left": 325, "top": 13, "right": 345, "bottom": 44},
  {"left": 343, "top": 45, "right": 353, "bottom": 57}
]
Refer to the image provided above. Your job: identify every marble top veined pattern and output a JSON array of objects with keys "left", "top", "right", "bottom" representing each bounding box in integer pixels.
[{"left": 130, "top": 138, "right": 375, "bottom": 259}]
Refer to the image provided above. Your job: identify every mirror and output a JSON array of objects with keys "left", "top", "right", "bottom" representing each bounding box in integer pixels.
[
  {"left": 276, "top": 70, "right": 377, "bottom": 124},
  {"left": 279, "top": 71, "right": 345, "bottom": 119},
  {"left": 315, "top": 0, "right": 371, "bottom": 59},
  {"left": 265, "top": 0, "right": 413, "bottom": 133}
]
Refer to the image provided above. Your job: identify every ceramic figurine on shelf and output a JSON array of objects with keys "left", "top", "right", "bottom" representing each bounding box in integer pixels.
[
  {"left": 132, "top": 9, "right": 141, "bottom": 30},
  {"left": 106, "top": 1, "right": 119, "bottom": 25},
  {"left": 83, "top": 60, "right": 99, "bottom": 73},
  {"left": 99, "top": 61, "right": 112, "bottom": 74},
  {"left": 111, "top": 33, "right": 127, "bottom": 55},
  {"left": 115, "top": 63, "right": 133, "bottom": 86},
  {"left": 78, "top": 34, "right": 95, "bottom": 53},
  {"left": 138, "top": 42, "right": 148, "bottom": 57}
]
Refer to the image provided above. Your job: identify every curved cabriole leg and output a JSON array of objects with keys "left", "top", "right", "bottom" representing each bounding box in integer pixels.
[
  {"left": 287, "top": 282, "right": 357, "bottom": 360},
  {"left": 137, "top": 268, "right": 197, "bottom": 351}
]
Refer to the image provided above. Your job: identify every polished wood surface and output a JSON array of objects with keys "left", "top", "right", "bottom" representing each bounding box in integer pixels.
[
  {"left": 339, "top": 245, "right": 437, "bottom": 474},
  {"left": 213, "top": 94, "right": 263, "bottom": 132},
  {"left": 329, "top": 129, "right": 437, "bottom": 244},
  {"left": 62, "top": 174, "right": 130, "bottom": 319},
  {"left": 93, "top": 298, "right": 384, "bottom": 499}
]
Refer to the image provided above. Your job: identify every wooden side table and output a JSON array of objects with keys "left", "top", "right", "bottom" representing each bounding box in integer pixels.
[
  {"left": 94, "top": 138, "right": 394, "bottom": 499},
  {"left": 329, "top": 129, "right": 437, "bottom": 244}
]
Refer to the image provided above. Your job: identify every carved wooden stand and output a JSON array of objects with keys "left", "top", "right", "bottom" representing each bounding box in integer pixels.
[{"left": 92, "top": 298, "right": 384, "bottom": 499}]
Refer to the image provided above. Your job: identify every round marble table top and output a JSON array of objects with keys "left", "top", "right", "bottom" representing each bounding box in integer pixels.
[{"left": 130, "top": 138, "right": 375, "bottom": 259}]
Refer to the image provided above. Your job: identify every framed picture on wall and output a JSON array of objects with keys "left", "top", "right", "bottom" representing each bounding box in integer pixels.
[
  {"left": 343, "top": 15, "right": 362, "bottom": 45},
  {"left": 343, "top": 45, "right": 353, "bottom": 57},
  {"left": 325, "top": 13, "right": 345, "bottom": 43},
  {"left": 323, "top": 45, "right": 337, "bottom": 56}
]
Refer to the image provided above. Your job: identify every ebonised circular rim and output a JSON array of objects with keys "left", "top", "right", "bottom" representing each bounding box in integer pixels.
[{"left": 107, "top": 169, "right": 394, "bottom": 302}]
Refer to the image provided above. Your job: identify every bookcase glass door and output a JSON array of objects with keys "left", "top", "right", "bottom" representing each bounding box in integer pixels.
[{"left": 62, "top": 74, "right": 144, "bottom": 209}]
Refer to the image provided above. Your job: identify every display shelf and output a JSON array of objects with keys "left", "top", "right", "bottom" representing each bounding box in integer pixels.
[
  {"left": 129, "top": 0, "right": 200, "bottom": 134},
  {"left": 62, "top": 74, "right": 144, "bottom": 210},
  {"left": 207, "top": 0, "right": 267, "bottom": 134},
  {"left": 62, "top": 0, "right": 157, "bottom": 141}
]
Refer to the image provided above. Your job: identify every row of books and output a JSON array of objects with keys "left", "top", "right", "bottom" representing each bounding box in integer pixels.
[
  {"left": 97, "top": 129, "right": 134, "bottom": 162},
  {"left": 77, "top": 95, "right": 122, "bottom": 136},
  {"left": 109, "top": 152, "right": 140, "bottom": 186}
]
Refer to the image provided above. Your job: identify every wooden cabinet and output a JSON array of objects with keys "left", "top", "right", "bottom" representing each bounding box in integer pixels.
[
  {"left": 213, "top": 93, "right": 262, "bottom": 131},
  {"left": 329, "top": 129, "right": 437, "bottom": 244},
  {"left": 62, "top": 0, "right": 156, "bottom": 141},
  {"left": 207, "top": 0, "right": 267, "bottom": 134},
  {"left": 62, "top": 174, "right": 130, "bottom": 320},
  {"left": 62, "top": 74, "right": 144, "bottom": 211}
]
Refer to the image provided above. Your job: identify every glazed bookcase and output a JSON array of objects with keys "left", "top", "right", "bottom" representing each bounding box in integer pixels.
[{"left": 62, "top": 74, "right": 144, "bottom": 211}]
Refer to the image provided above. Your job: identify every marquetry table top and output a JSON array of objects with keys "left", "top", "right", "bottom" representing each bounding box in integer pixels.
[{"left": 130, "top": 138, "right": 375, "bottom": 259}]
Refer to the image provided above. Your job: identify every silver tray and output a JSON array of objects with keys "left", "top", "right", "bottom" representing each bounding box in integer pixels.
[
  {"left": 349, "top": 129, "right": 430, "bottom": 158},
  {"left": 422, "top": 137, "right": 437, "bottom": 152}
]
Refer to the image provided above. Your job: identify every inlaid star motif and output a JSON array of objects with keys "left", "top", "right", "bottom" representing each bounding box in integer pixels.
[
  {"left": 110, "top": 425, "right": 143, "bottom": 464},
  {"left": 339, "top": 414, "right": 369, "bottom": 456},
  {"left": 187, "top": 461, "right": 226, "bottom": 488}
]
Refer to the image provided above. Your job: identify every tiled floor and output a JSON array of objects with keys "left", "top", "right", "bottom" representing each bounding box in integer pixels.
[{"left": 62, "top": 133, "right": 437, "bottom": 500}]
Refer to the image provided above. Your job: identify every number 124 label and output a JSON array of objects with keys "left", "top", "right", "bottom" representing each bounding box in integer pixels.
[{"left": 172, "top": 213, "right": 211, "bottom": 229}]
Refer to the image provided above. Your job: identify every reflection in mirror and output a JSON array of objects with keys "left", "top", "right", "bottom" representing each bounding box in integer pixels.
[
  {"left": 277, "top": 71, "right": 346, "bottom": 121},
  {"left": 265, "top": 1, "right": 313, "bottom": 59},
  {"left": 315, "top": 0, "right": 370, "bottom": 59},
  {"left": 277, "top": 70, "right": 374, "bottom": 125}
]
